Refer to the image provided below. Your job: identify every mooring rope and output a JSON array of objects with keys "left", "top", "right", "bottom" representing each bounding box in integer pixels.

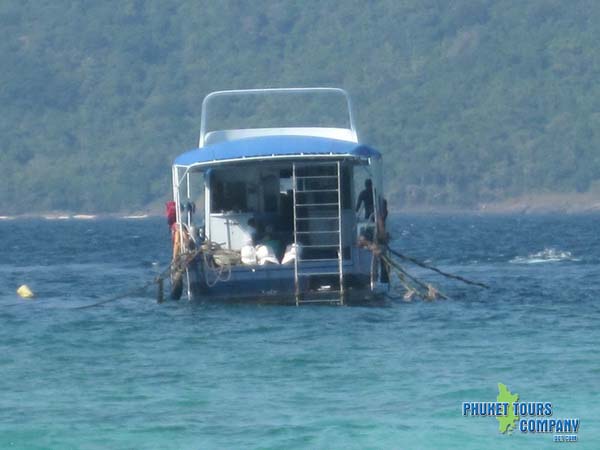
[
  {"left": 380, "top": 252, "right": 447, "bottom": 300},
  {"left": 8, "top": 237, "right": 488, "bottom": 308},
  {"left": 380, "top": 256, "right": 419, "bottom": 300},
  {"left": 74, "top": 239, "right": 243, "bottom": 308},
  {"left": 362, "top": 237, "right": 490, "bottom": 301},
  {"left": 74, "top": 244, "right": 208, "bottom": 309},
  {"left": 385, "top": 246, "right": 490, "bottom": 289},
  {"left": 203, "top": 250, "right": 233, "bottom": 287},
  {"left": 74, "top": 259, "right": 179, "bottom": 309},
  {"left": 74, "top": 280, "right": 159, "bottom": 309}
]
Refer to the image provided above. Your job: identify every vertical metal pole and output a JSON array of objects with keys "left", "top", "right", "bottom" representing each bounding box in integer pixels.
[
  {"left": 205, "top": 171, "right": 211, "bottom": 241},
  {"left": 172, "top": 166, "right": 180, "bottom": 224},
  {"left": 184, "top": 170, "right": 192, "bottom": 301},
  {"left": 368, "top": 157, "right": 380, "bottom": 292},
  {"left": 186, "top": 171, "right": 191, "bottom": 227},
  {"left": 370, "top": 252, "right": 376, "bottom": 291},
  {"left": 173, "top": 166, "right": 191, "bottom": 300},
  {"left": 292, "top": 163, "right": 299, "bottom": 306},
  {"left": 337, "top": 161, "right": 344, "bottom": 305},
  {"left": 173, "top": 166, "right": 183, "bottom": 261}
]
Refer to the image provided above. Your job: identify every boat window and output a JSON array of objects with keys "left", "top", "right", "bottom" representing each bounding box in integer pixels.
[
  {"left": 263, "top": 174, "right": 279, "bottom": 213},
  {"left": 190, "top": 172, "right": 206, "bottom": 218},
  {"left": 212, "top": 179, "right": 247, "bottom": 212},
  {"left": 280, "top": 176, "right": 292, "bottom": 193}
]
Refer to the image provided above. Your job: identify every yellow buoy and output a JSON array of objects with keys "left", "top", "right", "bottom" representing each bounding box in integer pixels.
[{"left": 17, "top": 284, "right": 34, "bottom": 299}]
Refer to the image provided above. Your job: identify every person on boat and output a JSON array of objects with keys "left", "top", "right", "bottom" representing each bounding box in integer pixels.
[
  {"left": 380, "top": 197, "right": 388, "bottom": 223},
  {"left": 247, "top": 217, "right": 259, "bottom": 245},
  {"left": 166, "top": 201, "right": 177, "bottom": 230},
  {"left": 356, "top": 179, "right": 374, "bottom": 220},
  {"left": 378, "top": 196, "right": 390, "bottom": 283},
  {"left": 166, "top": 201, "right": 181, "bottom": 261},
  {"left": 260, "top": 225, "right": 283, "bottom": 260}
]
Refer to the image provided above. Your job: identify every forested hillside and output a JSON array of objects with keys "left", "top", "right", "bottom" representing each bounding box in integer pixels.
[{"left": 2, "top": 0, "right": 600, "bottom": 213}]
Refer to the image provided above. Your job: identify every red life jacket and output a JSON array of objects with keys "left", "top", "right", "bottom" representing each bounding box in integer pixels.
[{"left": 166, "top": 201, "right": 176, "bottom": 227}]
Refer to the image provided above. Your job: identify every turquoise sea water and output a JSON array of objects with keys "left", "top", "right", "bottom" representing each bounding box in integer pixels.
[{"left": 1, "top": 215, "right": 599, "bottom": 449}]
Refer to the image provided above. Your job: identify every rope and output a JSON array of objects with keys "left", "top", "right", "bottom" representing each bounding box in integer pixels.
[
  {"left": 380, "top": 257, "right": 419, "bottom": 300},
  {"left": 381, "top": 253, "right": 447, "bottom": 300},
  {"left": 74, "top": 281, "right": 157, "bottom": 309},
  {"left": 359, "top": 240, "right": 448, "bottom": 301},
  {"left": 9, "top": 238, "right": 240, "bottom": 309},
  {"left": 203, "top": 250, "right": 232, "bottom": 287},
  {"left": 75, "top": 245, "right": 207, "bottom": 309},
  {"left": 366, "top": 238, "right": 490, "bottom": 300},
  {"left": 3, "top": 301, "right": 35, "bottom": 307},
  {"left": 385, "top": 246, "right": 490, "bottom": 289}
]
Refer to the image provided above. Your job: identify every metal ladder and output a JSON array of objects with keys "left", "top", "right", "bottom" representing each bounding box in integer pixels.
[{"left": 292, "top": 161, "right": 344, "bottom": 305}]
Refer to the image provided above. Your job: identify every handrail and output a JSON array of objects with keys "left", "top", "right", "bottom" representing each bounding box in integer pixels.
[{"left": 199, "top": 87, "right": 357, "bottom": 147}]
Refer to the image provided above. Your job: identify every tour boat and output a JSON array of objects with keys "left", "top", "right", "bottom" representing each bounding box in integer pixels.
[{"left": 169, "top": 88, "right": 387, "bottom": 304}]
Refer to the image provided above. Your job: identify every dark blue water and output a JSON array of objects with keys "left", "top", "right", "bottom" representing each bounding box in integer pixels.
[{"left": 1, "top": 215, "right": 599, "bottom": 449}]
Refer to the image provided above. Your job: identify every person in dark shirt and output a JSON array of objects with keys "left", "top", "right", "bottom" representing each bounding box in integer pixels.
[
  {"left": 381, "top": 197, "right": 388, "bottom": 222},
  {"left": 356, "top": 179, "right": 374, "bottom": 220},
  {"left": 260, "top": 225, "right": 284, "bottom": 260}
]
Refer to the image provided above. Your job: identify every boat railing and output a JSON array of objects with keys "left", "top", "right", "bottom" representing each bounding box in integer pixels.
[{"left": 199, "top": 87, "right": 358, "bottom": 147}]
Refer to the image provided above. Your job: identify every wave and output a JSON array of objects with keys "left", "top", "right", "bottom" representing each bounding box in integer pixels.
[
  {"left": 43, "top": 215, "right": 70, "bottom": 220},
  {"left": 72, "top": 214, "right": 96, "bottom": 220},
  {"left": 510, "top": 248, "right": 580, "bottom": 264},
  {"left": 121, "top": 214, "right": 149, "bottom": 219}
]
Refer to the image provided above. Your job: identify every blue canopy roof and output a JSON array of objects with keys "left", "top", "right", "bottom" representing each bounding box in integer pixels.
[{"left": 174, "top": 135, "right": 381, "bottom": 167}]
